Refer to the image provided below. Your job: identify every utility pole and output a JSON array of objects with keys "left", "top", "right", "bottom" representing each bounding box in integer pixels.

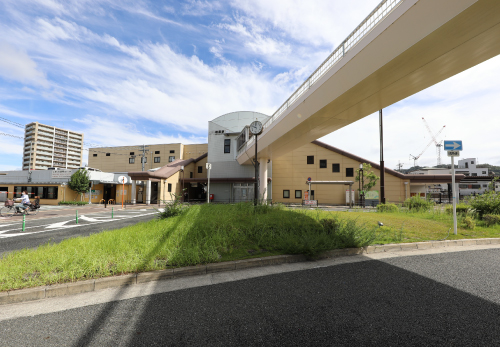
[
  {"left": 396, "top": 161, "right": 403, "bottom": 172},
  {"left": 139, "top": 145, "right": 149, "bottom": 171},
  {"left": 379, "top": 109, "right": 386, "bottom": 204}
]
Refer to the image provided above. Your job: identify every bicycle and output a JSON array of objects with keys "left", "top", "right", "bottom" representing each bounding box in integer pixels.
[{"left": 0, "top": 199, "right": 40, "bottom": 217}]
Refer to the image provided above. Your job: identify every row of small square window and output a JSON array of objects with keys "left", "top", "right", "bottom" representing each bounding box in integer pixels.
[
  {"left": 127, "top": 157, "right": 176, "bottom": 164},
  {"left": 307, "top": 156, "right": 355, "bottom": 176},
  {"left": 283, "top": 190, "right": 315, "bottom": 199},
  {"left": 93, "top": 150, "right": 175, "bottom": 157}
]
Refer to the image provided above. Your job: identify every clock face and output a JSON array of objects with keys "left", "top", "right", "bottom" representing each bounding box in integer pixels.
[{"left": 250, "top": 121, "right": 263, "bottom": 135}]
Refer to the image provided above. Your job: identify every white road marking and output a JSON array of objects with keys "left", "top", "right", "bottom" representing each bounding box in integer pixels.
[
  {"left": 0, "top": 211, "right": 157, "bottom": 238},
  {"left": 45, "top": 220, "right": 73, "bottom": 229}
]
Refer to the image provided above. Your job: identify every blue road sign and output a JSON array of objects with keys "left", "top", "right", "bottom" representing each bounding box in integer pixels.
[
  {"left": 444, "top": 140, "right": 463, "bottom": 151},
  {"left": 307, "top": 177, "right": 312, "bottom": 182}
]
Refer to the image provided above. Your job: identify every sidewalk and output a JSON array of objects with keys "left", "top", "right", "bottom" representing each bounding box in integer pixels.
[{"left": 1, "top": 239, "right": 499, "bottom": 309}]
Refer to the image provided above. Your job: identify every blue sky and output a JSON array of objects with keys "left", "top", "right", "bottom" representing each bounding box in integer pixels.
[{"left": 1, "top": 0, "right": 500, "bottom": 171}]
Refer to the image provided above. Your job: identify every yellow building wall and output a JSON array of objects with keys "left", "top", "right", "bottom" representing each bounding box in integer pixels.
[
  {"left": 272, "top": 142, "right": 408, "bottom": 204},
  {"left": 183, "top": 144, "right": 208, "bottom": 160},
  {"left": 88, "top": 143, "right": 208, "bottom": 173},
  {"left": 88, "top": 144, "right": 184, "bottom": 172}
]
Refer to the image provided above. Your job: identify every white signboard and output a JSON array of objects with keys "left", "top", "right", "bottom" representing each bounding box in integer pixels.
[
  {"left": 51, "top": 169, "right": 73, "bottom": 179},
  {"left": 117, "top": 176, "right": 128, "bottom": 184},
  {"left": 304, "top": 200, "right": 317, "bottom": 206},
  {"left": 447, "top": 150, "right": 460, "bottom": 157}
]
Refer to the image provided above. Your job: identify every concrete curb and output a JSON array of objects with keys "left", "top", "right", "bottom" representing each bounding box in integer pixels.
[{"left": 1, "top": 238, "right": 499, "bottom": 306}]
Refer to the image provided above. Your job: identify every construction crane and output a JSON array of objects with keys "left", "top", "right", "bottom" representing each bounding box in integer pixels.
[
  {"left": 409, "top": 120, "right": 446, "bottom": 167},
  {"left": 422, "top": 117, "right": 446, "bottom": 165}
]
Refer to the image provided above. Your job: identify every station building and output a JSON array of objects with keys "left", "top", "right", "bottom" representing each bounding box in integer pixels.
[{"left": 83, "top": 111, "right": 463, "bottom": 206}]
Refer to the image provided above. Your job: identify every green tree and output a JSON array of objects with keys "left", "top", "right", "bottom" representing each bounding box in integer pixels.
[
  {"left": 68, "top": 169, "right": 90, "bottom": 201},
  {"left": 355, "top": 163, "right": 380, "bottom": 194},
  {"left": 488, "top": 177, "right": 499, "bottom": 191}
]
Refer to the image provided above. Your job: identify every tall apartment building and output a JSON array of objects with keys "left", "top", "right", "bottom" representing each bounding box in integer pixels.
[{"left": 23, "top": 122, "right": 84, "bottom": 170}]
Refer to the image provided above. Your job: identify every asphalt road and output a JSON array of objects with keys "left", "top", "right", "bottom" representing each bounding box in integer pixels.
[
  {"left": 0, "top": 208, "right": 158, "bottom": 256},
  {"left": 1, "top": 248, "right": 499, "bottom": 346}
]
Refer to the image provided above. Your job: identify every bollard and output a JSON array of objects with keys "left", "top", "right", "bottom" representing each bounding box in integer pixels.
[
  {"left": 22, "top": 214, "right": 25, "bottom": 232},
  {"left": 112, "top": 207, "right": 114, "bottom": 219},
  {"left": 76, "top": 210, "right": 78, "bottom": 224}
]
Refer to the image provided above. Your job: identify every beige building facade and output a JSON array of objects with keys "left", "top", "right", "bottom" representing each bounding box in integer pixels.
[
  {"left": 23, "top": 122, "right": 84, "bottom": 170},
  {"left": 88, "top": 143, "right": 207, "bottom": 173},
  {"left": 272, "top": 141, "right": 410, "bottom": 205}
]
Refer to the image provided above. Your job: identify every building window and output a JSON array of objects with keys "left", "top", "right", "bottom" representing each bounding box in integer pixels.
[
  {"left": 346, "top": 168, "right": 354, "bottom": 177},
  {"left": 190, "top": 172, "right": 193, "bottom": 178},
  {"left": 130, "top": 152, "right": 134, "bottom": 155},
  {"left": 93, "top": 154, "right": 97, "bottom": 157},
  {"left": 332, "top": 163, "right": 340, "bottom": 172},
  {"left": 14, "top": 186, "right": 58, "bottom": 199},
  {"left": 141, "top": 157, "right": 147, "bottom": 163},
  {"left": 465, "top": 162, "right": 469, "bottom": 168},
  {"left": 319, "top": 160, "right": 327, "bottom": 168},
  {"left": 170, "top": 150, "right": 175, "bottom": 153},
  {"left": 483, "top": 184, "right": 488, "bottom": 188},
  {"left": 129, "top": 158, "right": 135, "bottom": 164},
  {"left": 106, "top": 153, "right": 110, "bottom": 156},
  {"left": 169, "top": 156, "right": 175, "bottom": 162},
  {"left": 198, "top": 166, "right": 202, "bottom": 173},
  {"left": 482, "top": 171, "right": 486, "bottom": 174},
  {"left": 154, "top": 157, "right": 160, "bottom": 163},
  {"left": 224, "top": 139, "right": 231, "bottom": 153},
  {"left": 295, "top": 190, "right": 302, "bottom": 199},
  {"left": 283, "top": 190, "right": 290, "bottom": 198},
  {"left": 471, "top": 173, "right": 477, "bottom": 176},
  {"left": 307, "top": 156, "right": 314, "bottom": 164},
  {"left": 310, "top": 190, "right": 315, "bottom": 200},
  {"left": 155, "top": 151, "right": 160, "bottom": 154},
  {"left": 471, "top": 161, "right": 474, "bottom": 164},
  {"left": 168, "top": 183, "right": 172, "bottom": 192}
]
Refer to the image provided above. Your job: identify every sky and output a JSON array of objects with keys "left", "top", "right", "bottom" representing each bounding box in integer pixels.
[{"left": 1, "top": 0, "right": 500, "bottom": 171}]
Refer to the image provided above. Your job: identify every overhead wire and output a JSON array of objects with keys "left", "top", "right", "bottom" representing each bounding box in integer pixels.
[{"left": 0, "top": 132, "right": 147, "bottom": 156}]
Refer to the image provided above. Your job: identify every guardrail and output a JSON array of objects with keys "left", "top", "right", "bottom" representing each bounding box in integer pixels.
[{"left": 237, "top": 0, "right": 403, "bottom": 157}]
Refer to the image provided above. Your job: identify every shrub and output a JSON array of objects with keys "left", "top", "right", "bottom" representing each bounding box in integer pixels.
[
  {"left": 467, "top": 191, "right": 500, "bottom": 217},
  {"left": 320, "top": 216, "right": 376, "bottom": 248},
  {"left": 445, "top": 203, "right": 471, "bottom": 215},
  {"left": 482, "top": 214, "right": 500, "bottom": 226},
  {"left": 58, "top": 201, "right": 88, "bottom": 206},
  {"left": 376, "top": 203, "right": 399, "bottom": 213},
  {"left": 462, "top": 216, "right": 476, "bottom": 230},
  {"left": 157, "top": 193, "right": 189, "bottom": 219},
  {"left": 403, "top": 196, "right": 434, "bottom": 211}
]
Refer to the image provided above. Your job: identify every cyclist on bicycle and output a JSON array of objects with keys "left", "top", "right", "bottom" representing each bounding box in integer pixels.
[{"left": 15, "top": 190, "right": 30, "bottom": 213}]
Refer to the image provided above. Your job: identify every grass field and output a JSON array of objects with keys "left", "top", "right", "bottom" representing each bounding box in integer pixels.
[{"left": 0, "top": 203, "right": 499, "bottom": 292}]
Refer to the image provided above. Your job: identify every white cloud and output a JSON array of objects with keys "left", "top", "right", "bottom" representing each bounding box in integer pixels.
[
  {"left": 182, "top": 0, "right": 222, "bottom": 16},
  {"left": 228, "top": 0, "right": 379, "bottom": 47},
  {"left": 75, "top": 115, "right": 206, "bottom": 148},
  {"left": 0, "top": 42, "right": 49, "bottom": 87}
]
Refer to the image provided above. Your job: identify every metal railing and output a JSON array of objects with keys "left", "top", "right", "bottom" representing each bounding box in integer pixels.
[{"left": 238, "top": 0, "right": 403, "bottom": 157}]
